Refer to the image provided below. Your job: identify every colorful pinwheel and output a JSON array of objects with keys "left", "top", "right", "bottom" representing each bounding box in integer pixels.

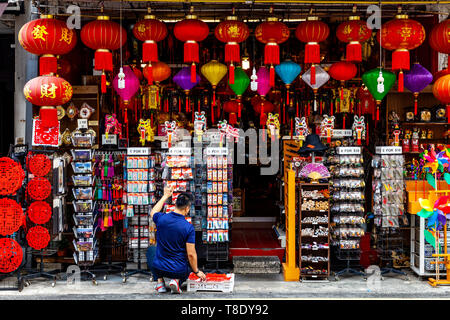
[{"left": 417, "top": 196, "right": 450, "bottom": 249}]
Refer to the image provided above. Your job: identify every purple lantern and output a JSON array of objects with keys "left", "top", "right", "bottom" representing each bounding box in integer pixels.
[
  {"left": 404, "top": 63, "right": 433, "bottom": 115},
  {"left": 173, "top": 67, "right": 201, "bottom": 113},
  {"left": 256, "top": 66, "right": 271, "bottom": 97},
  {"left": 113, "top": 65, "right": 140, "bottom": 105}
]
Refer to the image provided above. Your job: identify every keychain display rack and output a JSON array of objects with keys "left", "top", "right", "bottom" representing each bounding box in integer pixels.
[
  {"left": 298, "top": 183, "right": 331, "bottom": 281},
  {"left": 372, "top": 147, "right": 408, "bottom": 280},
  {"left": 328, "top": 146, "right": 367, "bottom": 280},
  {"left": 123, "top": 148, "right": 155, "bottom": 282}
]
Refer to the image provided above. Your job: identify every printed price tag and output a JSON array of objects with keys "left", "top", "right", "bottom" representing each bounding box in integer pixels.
[
  {"left": 332, "top": 129, "right": 353, "bottom": 137},
  {"left": 77, "top": 119, "right": 88, "bottom": 129},
  {"left": 375, "top": 146, "right": 402, "bottom": 154},
  {"left": 127, "top": 147, "right": 151, "bottom": 155},
  {"left": 336, "top": 147, "right": 361, "bottom": 155},
  {"left": 167, "top": 147, "right": 191, "bottom": 155},
  {"left": 88, "top": 120, "right": 99, "bottom": 126},
  {"left": 102, "top": 134, "right": 117, "bottom": 145},
  {"left": 205, "top": 148, "right": 228, "bottom": 156}
]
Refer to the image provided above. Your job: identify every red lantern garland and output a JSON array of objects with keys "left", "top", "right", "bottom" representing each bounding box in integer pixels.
[
  {"left": 81, "top": 15, "right": 127, "bottom": 93},
  {"left": 26, "top": 153, "right": 51, "bottom": 177},
  {"left": 255, "top": 17, "right": 290, "bottom": 87},
  {"left": 26, "top": 226, "right": 50, "bottom": 250},
  {"left": 0, "top": 198, "right": 23, "bottom": 236},
  {"left": 336, "top": 16, "right": 371, "bottom": 62},
  {"left": 174, "top": 13, "right": 209, "bottom": 83},
  {"left": 377, "top": 14, "right": 425, "bottom": 92},
  {"left": 296, "top": 17, "right": 330, "bottom": 85},
  {"left": 215, "top": 16, "right": 250, "bottom": 84},
  {"left": 0, "top": 238, "right": 23, "bottom": 273},
  {"left": 27, "top": 201, "right": 52, "bottom": 225},
  {"left": 0, "top": 157, "right": 25, "bottom": 196},
  {"left": 27, "top": 177, "right": 51, "bottom": 201}
]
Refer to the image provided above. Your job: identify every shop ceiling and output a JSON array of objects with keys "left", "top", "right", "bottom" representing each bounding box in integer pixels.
[{"left": 35, "top": 1, "right": 450, "bottom": 21}]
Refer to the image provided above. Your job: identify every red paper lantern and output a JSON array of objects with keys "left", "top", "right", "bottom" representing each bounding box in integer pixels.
[
  {"left": 133, "top": 13, "right": 167, "bottom": 84},
  {"left": 26, "top": 153, "right": 51, "bottom": 177},
  {"left": 377, "top": 14, "right": 425, "bottom": 91},
  {"left": 295, "top": 17, "right": 330, "bottom": 85},
  {"left": 81, "top": 15, "right": 127, "bottom": 93},
  {"left": 215, "top": 16, "right": 250, "bottom": 84},
  {"left": 18, "top": 14, "right": 77, "bottom": 76},
  {"left": 174, "top": 14, "right": 209, "bottom": 83},
  {"left": 253, "top": 99, "right": 275, "bottom": 127},
  {"left": 0, "top": 238, "right": 23, "bottom": 273},
  {"left": 143, "top": 61, "right": 171, "bottom": 84},
  {"left": 26, "top": 226, "right": 50, "bottom": 250},
  {"left": 255, "top": 17, "right": 290, "bottom": 87},
  {"left": 329, "top": 61, "right": 357, "bottom": 100},
  {"left": 429, "top": 19, "right": 450, "bottom": 68},
  {"left": 27, "top": 201, "right": 52, "bottom": 225},
  {"left": 0, "top": 198, "right": 23, "bottom": 236},
  {"left": 23, "top": 75, "right": 73, "bottom": 128},
  {"left": 433, "top": 74, "right": 450, "bottom": 124},
  {"left": 223, "top": 100, "right": 240, "bottom": 126},
  {"left": 0, "top": 157, "right": 25, "bottom": 196},
  {"left": 27, "top": 177, "right": 51, "bottom": 201},
  {"left": 336, "top": 16, "right": 372, "bottom": 62}
]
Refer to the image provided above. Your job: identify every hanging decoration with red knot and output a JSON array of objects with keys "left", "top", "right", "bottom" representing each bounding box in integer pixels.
[
  {"left": 296, "top": 16, "right": 330, "bottom": 85},
  {"left": 26, "top": 153, "right": 51, "bottom": 177},
  {"left": 377, "top": 13, "right": 425, "bottom": 92},
  {"left": 0, "top": 198, "right": 23, "bottom": 236},
  {"left": 336, "top": 16, "right": 371, "bottom": 62},
  {"left": 27, "top": 177, "right": 51, "bottom": 201},
  {"left": 27, "top": 226, "right": 50, "bottom": 250},
  {"left": 174, "top": 7, "right": 209, "bottom": 83},
  {"left": 132, "top": 8, "right": 167, "bottom": 84},
  {"left": 0, "top": 157, "right": 25, "bottom": 196},
  {"left": 215, "top": 10, "right": 250, "bottom": 84},
  {"left": 255, "top": 8, "right": 290, "bottom": 87},
  {"left": 81, "top": 12, "right": 127, "bottom": 93},
  {"left": 27, "top": 201, "right": 52, "bottom": 225},
  {"left": 0, "top": 238, "right": 23, "bottom": 273}
]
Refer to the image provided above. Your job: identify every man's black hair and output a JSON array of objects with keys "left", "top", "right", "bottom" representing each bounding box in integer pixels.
[{"left": 175, "top": 192, "right": 193, "bottom": 210}]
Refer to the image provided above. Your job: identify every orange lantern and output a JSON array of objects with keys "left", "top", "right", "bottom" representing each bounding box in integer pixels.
[
  {"left": 296, "top": 17, "right": 329, "bottom": 85},
  {"left": 255, "top": 16, "right": 290, "bottom": 87},
  {"left": 133, "top": 11, "right": 167, "bottom": 84},
  {"left": 18, "top": 14, "right": 77, "bottom": 76},
  {"left": 433, "top": 74, "right": 450, "bottom": 124},
  {"left": 429, "top": 19, "right": 450, "bottom": 68},
  {"left": 336, "top": 16, "right": 371, "bottom": 62},
  {"left": 215, "top": 15, "right": 250, "bottom": 84},
  {"left": 23, "top": 75, "right": 73, "bottom": 127},
  {"left": 81, "top": 15, "right": 127, "bottom": 93},
  {"left": 377, "top": 14, "right": 425, "bottom": 92},
  {"left": 143, "top": 61, "right": 171, "bottom": 84}
]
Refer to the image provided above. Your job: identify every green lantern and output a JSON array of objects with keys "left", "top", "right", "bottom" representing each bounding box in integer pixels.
[
  {"left": 228, "top": 67, "right": 250, "bottom": 119},
  {"left": 362, "top": 68, "right": 396, "bottom": 121}
]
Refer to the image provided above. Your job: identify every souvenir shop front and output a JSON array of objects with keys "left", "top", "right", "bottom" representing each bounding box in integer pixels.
[{"left": 2, "top": 0, "right": 450, "bottom": 289}]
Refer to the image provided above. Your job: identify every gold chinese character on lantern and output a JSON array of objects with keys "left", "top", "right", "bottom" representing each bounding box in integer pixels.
[
  {"left": 399, "top": 27, "right": 412, "bottom": 41},
  {"left": 59, "top": 28, "right": 73, "bottom": 44},
  {"left": 40, "top": 83, "right": 57, "bottom": 99},
  {"left": 343, "top": 25, "right": 353, "bottom": 35},
  {"left": 24, "top": 85, "right": 31, "bottom": 100},
  {"left": 227, "top": 25, "right": 240, "bottom": 37},
  {"left": 32, "top": 25, "right": 48, "bottom": 41},
  {"left": 137, "top": 24, "right": 146, "bottom": 34},
  {"left": 62, "top": 81, "right": 72, "bottom": 101}
]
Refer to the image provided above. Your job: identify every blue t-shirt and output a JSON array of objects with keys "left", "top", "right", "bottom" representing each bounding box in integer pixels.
[{"left": 152, "top": 211, "right": 196, "bottom": 274}]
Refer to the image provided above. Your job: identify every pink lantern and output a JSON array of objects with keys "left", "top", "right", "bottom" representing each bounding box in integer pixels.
[{"left": 256, "top": 66, "right": 271, "bottom": 97}]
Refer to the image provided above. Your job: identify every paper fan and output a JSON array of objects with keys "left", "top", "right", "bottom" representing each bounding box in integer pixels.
[{"left": 299, "top": 163, "right": 330, "bottom": 182}]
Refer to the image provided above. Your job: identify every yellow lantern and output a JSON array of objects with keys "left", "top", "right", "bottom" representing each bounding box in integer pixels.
[{"left": 201, "top": 60, "right": 227, "bottom": 123}]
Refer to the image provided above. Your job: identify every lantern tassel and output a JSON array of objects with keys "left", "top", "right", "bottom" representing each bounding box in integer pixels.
[
  {"left": 392, "top": 50, "right": 410, "bottom": 71},
  {"left": 225, "top": 43, "right": 240, "bottom": 64},
  {"left": 190, "top": 63, "right": 197, "bottom": 83},
  {"left": 143, "top": 41, "right": 158, "bottom": 63},
  {"left": 146, "top": 63, "right": 153, "bottom": 84},
  {"left": 39, "top": 107, "right": 58, "bottom": 128},
  {"left": 398, "top": 70, "right": 404, "bottom": 92},
  {"left": 414, "top": 96, "right": 418, "bottom": 116},
  {"left": 343, "top": 114, "right": 346, "bottom": 129},
  {"left": 39, "top": 55, "right": 57, "bottom": 76},
  {"left": 286, "top": 88, "right": 290, "bottom": 106},
  {"left": 305, "top": 43, "right": 320, "bottom": 64},
  {"left": 95, "top": 50, "right": 113, "bottom": 72},
  {"left": 229, "top": 63, "right": 235, "bottom": 84},
  {"left": 346, "top": 42, "right": 362, "bottom": 62},
  {"left": 184, "top": 41, "right": 199, "bottom": 63},
  {"left": 269, "top": 65, "right": 275, "bottom": 87},
  {"left": 311, "top": 64, "right": 316, "bottom": 85},
  {"left": 238, "top": 100, "right": 242, "bottom": 118},
  {"left": 101, "top": 73, "right": 107, "bottom": 94},
  {"left": 330, "top": 100, "right": 333, "bottom": 116},
  {"left": 264, "top": 43, "right": 280, "bottom": 66}
]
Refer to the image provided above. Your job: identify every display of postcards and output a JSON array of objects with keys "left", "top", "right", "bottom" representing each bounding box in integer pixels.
[
  {"left": 72, "top": 161, "right": 92, "bottom": 174},
  {"left": 72, "top": 175, "right": 93, "bottom": 187},
  {"left": 73, "top": 187, "right": 92, "bottom": 200},
  {"left": 181, "top": 168, "right": 193, "bottom": 179},
  {"left": 77, "top": 239, "right": 94, "bottom": 252},
  {"left": 212, "top": 182, "right": 218, "bottom": 193},
  {"left": 223, "top": 157, "right": 228, "bottom": 169},
  {"left": 74, "top": 214, "right": 95, "bottom": 226},
  {"left": 73, "top": 200, "right": 93, "bottom": 213},
  {"left": 71, "top": 133, "right": 94, "bottom": 147},
  {"left": 71, "top": 149, "right": 92, "bottom": 161},
  {"left": 77, "top": 227, "right": 94, "bottom": 238}
]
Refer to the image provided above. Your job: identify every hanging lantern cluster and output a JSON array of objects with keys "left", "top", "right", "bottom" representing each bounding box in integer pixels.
[
  {"left": 336, "top": 16, "right": 371, "bottom": 62},
  {"left": 296, "top": 17, "right": 329, "bottom": 85},
  {"left": 133, "top": 10, "right": 168, "bottom": 84},
  {"left": 215, "top": 14, "right": 250, "bottom": 84},
  {"left": 201, "top": 60, "right": 227, "bottom": 124},
  {"left": 173, "top": 10, "right": 209, "bottom": 83},
  {"left": 81, "top": 14, "right": 127, "bottom": 93},
  {"left": 377, "top": 13, "right": 425, "bottom": 92},
  {"left": 18, "top": 14, "right": 77, "bottom": 76},
  {"left": 255, "top": 13, "right": 290, "bottom": 87}
]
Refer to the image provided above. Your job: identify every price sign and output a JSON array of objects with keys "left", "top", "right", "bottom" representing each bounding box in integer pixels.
[
  {"left": 102, "top": 134, "right": 117, "bottom": 145},
  {"left": 332, "top": 129, "right": 353, "bottom": 137},
  {"left": 336, "top": 147, "right": 361, "bottom": 155},
  {"left": 77, "top": 119, "right": 88, "bottom": 129},
  {"left": 167, "top": 147, "right": 191, "bottom": 155},
  {"left": 88, "top": 120, "right": 98, "bottom": 127},
  {"left": 161, "top": 140, "right": 190, "bottom": 149},
  {"left": 127, "top": 147, "right": 151, "bottom": 155},
  {"left": 375, "top": 146, "right": 402, "bottom": 155},
  {"left": 205, "top": 148, "right": 228, "bottom": 156}
]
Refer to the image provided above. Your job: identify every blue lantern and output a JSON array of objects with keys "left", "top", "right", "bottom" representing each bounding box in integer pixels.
[{"left": 275, "top": 60, "right": 301, "bottom": 105}]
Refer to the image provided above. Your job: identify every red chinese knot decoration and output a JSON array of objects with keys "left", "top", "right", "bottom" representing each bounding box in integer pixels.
[
  {"left": 27, "top": 177, "right": 51, "bottom": 201},
  {"left": 18, "top": 14, "right": 77, "bottom": 76},
  {"left": 27, "top": 201, "right": 52, "bottom": 225},
  {"left": 295, "top": 17, "right": 330, "bottom": 85},
  {"left": 0, "top": 198, "right": 23, "bottom": 236},
  {"left": 336, "top": 16, "right": 371, "bottom": 62},
  {"left": 81, "top": 15, "right": 127, "bottom": 93},
  {"left": 26, "top": 226, "right": 50, "bottom": 250},
  {"left": 0, "top": 157, "right": 25, "bottom": 196},
  {"left": 0, "top": 238, "right": 23, "bottom": 273},
  {"left": 377, "top": 14, "right": 425, "bottom": 92},
  {"left": 255, "top": 17, "right": 290, "bottom": 87},
  {"left": 174, "top": 13, "right": 209, "bottom": 83},
  {"left": 215, "top": 16, "right": 250, "bottom": 84},
  {"left": 27, "top": 153, "right": 51, "bottom": 177}
]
